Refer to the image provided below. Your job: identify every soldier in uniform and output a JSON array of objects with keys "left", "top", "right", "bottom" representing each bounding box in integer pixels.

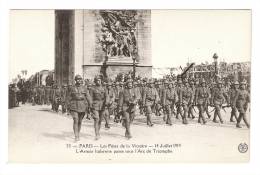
[
  {"left": 138, "top": 80, "right": 146, "bottom": 115},
  {"left": 142, "top": 79, "right": 159, "bottom": 127},
  {"left": 9, "top": 84, "right": 18, "bottom": 108},
  {"left": 211, "top": 80, "right": 229, "bottom": 124},
  {"left": 229, "top": 81, "right": 239, "bottom": 122},
  {"left": 44, "top": 85, "right": 51, "bottom": 105},
  {"left": 68, "top": 75, "right": 92, "bottom": 142},
  {"left": 39, "top": 85, "right": 45, "bottom": 105},
  {"left": 180, "top": 79, "right": 193, "bottom": 124},
  {"left": 89, "top": 76, "right": 108, "bottom": 140},
  {"left": 61, "top": 85, "right": 68, "bottom": 114},
  {"left": 205, "top": 82, "right": 212, "bottom": 119},
  {"left": 162, "top": 80, "right": 178, "bottom": 125},
  {"left": 188, "top": 79, "right": 196, "bottom": 119},
  {"left": 133, "top": 80, "right": 141, "bottom": 121},
  {"left": 52, "top": 84, "right": 62, "bottom": 112},
  {"left": 35, "top": 86, "right": 40, "bottom": 105},
  {"left": 234, "top": 80, "right": 250, "bottom": 128},
  {"left": 31, "top": 86, "right": 37, "bottom": 106},
  {"left": 155, "top": 80, "right": 164, "bottom": 116},
  {"left": 175, "top": 79, "right": 184, "bottom": 119},
  {"left": 118, "top": 79, "right": 137, "bottom": 139},
  {"left": 195, "top": 79, "right": 210, "bottom": 124},
  {"left": 36, "top": 85, "right": 42, "bottom": 105},
  {"left": 103, "top": 80, "right": 115, "bottom": 128},
  {"left": 113, "top": 81, "right": 122, "bottom": 123}
]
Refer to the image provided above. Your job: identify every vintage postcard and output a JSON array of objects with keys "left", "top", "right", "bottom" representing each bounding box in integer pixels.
[{"left": 8, "top": 9, "right": 251, "bottom": 163}]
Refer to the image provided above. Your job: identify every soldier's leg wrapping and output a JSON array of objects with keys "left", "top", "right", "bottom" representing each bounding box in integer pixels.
[
  {"left": 198, "top": 105, "right": 202, "bottom": 123},
  {"left": 213, "top": 106, "right": 218, "bottom": 122},
  {"left": 230, "top": 107, "right": 238, "bottom": 122},
  {"left": 198, "top": 105, "right": 206, "bottom": 123},
  {"left": 130, "top": 108, "right": 136, "bottom": 123},
  {"left": 176, "top": 104, "right": 180, "bottom": 119},
  {"left": 62, "top": 101, "right": 66, "bottom": 113},
  {"left": 71, "top": 111, "right": 79, "bottom": 140},
  {"left": 139, "top": 101, "right": 144, "bottom": 115},
  {"left": 206, "top": 105, "right": 211, "bottom": 118},
  {"left": 123, "top": 111, "right": 131, "bottom": 138},
  {"left": 166, "top": 105, "right": 172, "bottom": 125},
  {"left": 93, "top": 110, "right": 100, "bottom": 137},
  {"left": 216, "top": 105, "right": 223, "bottom": 123},
  {"left": 78, "top": 112, "right": 85, "bottom": 134},
  {"left": 233, "top": 107, "right": 238, "bottom": 121},
  {"left": 104, "top": 109, "right": 110, "bottom": 128},
  {"left": 98, "top": 110, "right": 104, "bottom": 131},
  {"left": 32, "top": 97, "right": 35, "bottom": 106},
  {"left": 190, "top": 107, "right": 196, "bottom": 119},
  {"left": 242, "top": 104, "right": 250, "bottom": 128},
  {"left": 230, "top": 107, "right": 234, "bottom": 121},
  {"left": 182, "top": 105, "right": 188, "bottom": 124},
  {"left": 146, "top": 106, "right": 153, "bottom": 126},
  {"left": 188, "top": 107, "right": 192, "bottom": 118},
  {"left": 236, "top": 113, "right": 243, "bottom": 127},
  {"left": 114, "top": 108, "right": 120, "bottom": 123}
]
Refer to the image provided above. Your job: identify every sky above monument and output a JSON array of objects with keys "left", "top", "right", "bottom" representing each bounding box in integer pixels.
[{"left": 9, "top": 10, "right": 251, "bottom": 81}]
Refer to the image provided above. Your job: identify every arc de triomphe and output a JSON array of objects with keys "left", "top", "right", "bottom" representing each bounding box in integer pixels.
[{"left": 55, "top": 10, "right": 152, "bottom": 85}]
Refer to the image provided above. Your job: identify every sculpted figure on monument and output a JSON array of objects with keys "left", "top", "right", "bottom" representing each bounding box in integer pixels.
[{"left": 99, "top": 10, "right": 137, "bottom": 58}]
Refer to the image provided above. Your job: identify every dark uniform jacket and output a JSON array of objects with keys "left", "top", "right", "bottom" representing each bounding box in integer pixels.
[
  {"left": 142, "top": 87, "right": 159, "bottom": 106},
  {"left": 106, "top": 88, "right": 116, "bottom": 108},
  {"left": 181, "top": 86, "right": 193, "bottom": 105},
  {"left": 119, "top": 88, "right": 137, "bottom": 112},
  {"left": 89, "top": 86, "right": 107, "bottom": 111},
  {"left": 68, "top": 85, "right": 92, "bottom": 113},
  {"left": 229, "top": 88, "right": 238, "bottom": 107},
  {"left": 195, "top": 87, "right": 211, "bottom": 105},
  {"left": 234, "top": 89, "right": 250, "bottom": 113},
  {"left": 162, "top": 87, "right": 178, "bottom": 106},
  {"left": 176, "top": 85, "right": 183, "bottom": 104},
  {"left": 156, "top": 86, "right": 164, "bottom": 104},
  {"left": 134, "top": 86, "right": 142, "bottom": 101},
  {"left": 211, "top": 87, "right": 229, "bottom": 105}
]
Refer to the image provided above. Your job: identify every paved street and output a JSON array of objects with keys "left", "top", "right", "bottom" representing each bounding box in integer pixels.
[{"left": 8, "top": 104, "right": 250, "bottom": 163}]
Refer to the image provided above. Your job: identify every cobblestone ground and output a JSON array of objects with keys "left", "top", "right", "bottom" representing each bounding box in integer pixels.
[{"left": 8, "top": 104, "right": 250, "bottom": 163}]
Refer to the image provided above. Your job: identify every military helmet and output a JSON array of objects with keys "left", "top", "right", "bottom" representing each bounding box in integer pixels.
[
  {"left": 177, "top": 79, "right": 182, "bottom": 84},
  {"left": 94, "top": 75, "right": 102, "bottom": 82},
  {"left": 183, "top": 79, "right": 188, "bottom": 84},
  {"left": 126, "top": 79, "right": 133, "bottom": 85},
  {"left": 216, "top": 80, "right": 222, "bottom": 84},
  {"left": 233, "top": 81, "right": 239, "bottom": 85},
  {"left": 168, "top": 80, "right": 174, "bottom": 85},
  {"left": 104, "top": 80, "right": 113, "bottom": 86},
  {"left": 147, "top": 79, "right": 154, "bottom": 84},
  {"left": 189, "top": 79, "right": 195, "bottom": 84},
  {"left": 240, "top": 80, "right": 247, "bottom": 85},
  {"left": 74, "top": 74, "right": 82, "bottom": 80},
  {"left": 164, "top": 79, "right": 169, "bottom": 84},
  {"left": 200, "top": 79, "right": 206, "bottom": 84}
]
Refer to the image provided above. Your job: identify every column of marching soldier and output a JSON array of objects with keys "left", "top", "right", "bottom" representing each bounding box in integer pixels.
[{"left": 9, "top": 74, "right": 250, "bottom": 141}]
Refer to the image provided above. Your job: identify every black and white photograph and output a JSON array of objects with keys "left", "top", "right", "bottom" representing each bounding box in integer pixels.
[{"left": 8, "top": 9, "right": 251, "bottom": 163}]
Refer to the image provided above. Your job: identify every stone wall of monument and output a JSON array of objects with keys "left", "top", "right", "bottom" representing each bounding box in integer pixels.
[
  {"left": 136, "top": 10, "right": 152, "bottom": 66},
  {"left": 55, "top": 10, "right": 75, "bottom": 85},
  {"left": 83, "top": 65, "right": 152, "bottom": 79}
]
